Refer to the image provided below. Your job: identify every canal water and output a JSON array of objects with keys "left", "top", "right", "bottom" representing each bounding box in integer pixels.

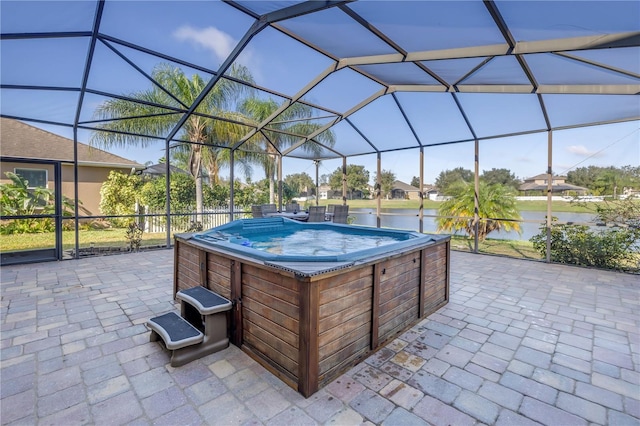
[{"left": 350, "top": 208, "right": 598, "bottom": 242}]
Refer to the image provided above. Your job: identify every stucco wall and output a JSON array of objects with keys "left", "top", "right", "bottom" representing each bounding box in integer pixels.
[{"left": 1, "top": 161, "right": 132, "bottom": 216}]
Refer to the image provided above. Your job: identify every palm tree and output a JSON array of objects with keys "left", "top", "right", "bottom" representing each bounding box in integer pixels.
[
  {"left": 90, "top": 63, "right": 253, "bottom": 216},
  {"left": 437, "top": 181, "right": 522, "bottom": 241},
  {"left": 238, "top": 99, "right": 335, "bottom": 204}
]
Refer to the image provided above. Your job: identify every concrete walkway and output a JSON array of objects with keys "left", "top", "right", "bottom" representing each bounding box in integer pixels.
[{"left": 1, "top": 250, "right": 638, "bottom": 425}]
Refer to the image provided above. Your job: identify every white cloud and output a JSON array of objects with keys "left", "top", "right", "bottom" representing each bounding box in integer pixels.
[
  {"left": 566, "top": 145, "right": 604, "bottom": 157},
  {"left": 173, "top": 25, "right": 235, "bottom": 62},
  {"left": 172, "top": 25, "right": 261, "bottom": 80}
]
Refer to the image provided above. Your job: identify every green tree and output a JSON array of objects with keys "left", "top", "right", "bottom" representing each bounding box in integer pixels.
[
  {"left": 328, "top": 165, "right": 370, "bottom": 199},
  {"left": 566, "top": 165, "right": 602, "bottom": 189},
  {"left": 374, "top": 170, "right": 396, "bottom": 199},
  {"left": 567, "top": 165, "right": 640, "bottom": 196},
  {"left": 481, "top": 168, "right": 520, "bottom": 190},
  {"left": 90, "top": 63, "right": 252, "bottom": 217},
  {"left": 237, "top": 98, "right": 335, "bottom": 204},
  {"left": 410, "top": 176, "right": 420, "bottom": 188},
  {"left": 437, "top": 181, "right": 522, "bottom": 241},
  {"left": 435, "top": 167, "right": 474, "bottom": 195},
  {"left": 99, "top": 171, "right": 143, "bottom": 227},
  {"left": 284, "top": 173, "right": 314, "bottom": 197}
]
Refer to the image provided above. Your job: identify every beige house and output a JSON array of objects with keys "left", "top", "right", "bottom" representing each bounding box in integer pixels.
[
  {"left": 390, "top": 180, "right": 421, "bottom": 200},
  {"left": 0, "top": 118, "right": 144, "bottom": 215},
  {"left": 519, "top": 173, "right": 588, "bottom": 195}
]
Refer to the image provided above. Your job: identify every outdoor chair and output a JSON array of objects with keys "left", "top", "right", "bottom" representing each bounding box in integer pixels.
[
  {"left": 261, "top": 204, "right": 277, "bottom": 215},
  {"left": 307, "top": 205, "right": 327, "bottom": 222},
  {"left": 251, "top": 205, "right": 263, "bottom": 218},
  {"left": 285, "top": 203, "right": 300, "bottom": 212},
  {"left": 332, "top": 205, "right": 349, "bottom": 224}
]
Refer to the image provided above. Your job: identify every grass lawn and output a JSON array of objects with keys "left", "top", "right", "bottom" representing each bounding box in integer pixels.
[
  {"left": 449, "top": 235, "right": 540, "bottom": 259},
  {"left": 0, "top": 229, "right": 170, "bottom": 251}
]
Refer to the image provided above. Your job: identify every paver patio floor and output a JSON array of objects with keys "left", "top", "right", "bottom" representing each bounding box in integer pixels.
[{"left": 1, "top": 250, "right": 638, "bottom": 425}]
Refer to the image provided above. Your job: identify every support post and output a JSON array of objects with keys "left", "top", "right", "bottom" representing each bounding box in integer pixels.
[
  {"left": 229, "top": 151, "right": 235, "bottom": 222},
  {"left": 342, "top": 157, "right": 348, "bottom": 204},
  {"left": 419, "top": 147, "right": 424, "bottom": 233},
  {"left": 473, "top": 139, "right": 480, "bottom": 253},
  {"left": 314, "top": 160, "right": 320, "bottom": 206},
  {"left": 546, "top": 131, "right": 553, "bottom": 262},
  {"left": 277, "top": 155, "right": 283, "bottom": 211},
  {"left": 376, "top": 153, "right": 382, "bottom": 228}
]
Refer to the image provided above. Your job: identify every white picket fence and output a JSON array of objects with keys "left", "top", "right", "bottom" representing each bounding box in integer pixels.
[{"left": 141, "top": 205, "right": 250, "bottom": 233}]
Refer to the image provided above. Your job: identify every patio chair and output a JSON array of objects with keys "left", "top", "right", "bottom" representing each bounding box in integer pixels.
[
  {"left": 307, "top": 205, "right": 327, "bottom": 222},
  {"left": 251, "top": 205, "right": 263, "bottom": 218},
  {"left": 285, "top": 203, "right": 300, "bottom": 212},
  {"left": 262, "top": 204, "right": 277, "bottom": 215},
  {"left": 332, "top": 205, "right": 349, "bottom": 224}
]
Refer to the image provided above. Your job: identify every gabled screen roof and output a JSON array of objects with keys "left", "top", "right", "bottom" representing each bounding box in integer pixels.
[{"left": 1, "top": 0, "right": 638, "bottom": 161}]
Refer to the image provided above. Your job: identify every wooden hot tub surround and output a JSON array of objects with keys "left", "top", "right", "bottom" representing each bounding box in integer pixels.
[{"left": 174, "top": 231, "right": 450, "bottom": 397}]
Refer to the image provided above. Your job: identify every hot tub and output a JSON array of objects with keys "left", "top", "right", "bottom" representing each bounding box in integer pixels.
[{"left": 174, "top": 217, "right": 450, "bottom": 397}]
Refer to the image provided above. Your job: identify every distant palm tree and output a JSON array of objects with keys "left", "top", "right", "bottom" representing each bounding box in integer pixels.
[
  {"left": 437, "top": 181, "right": 522, "bottom": 241},
  {"left": 238, "top": 98, "right": 335, "bottom": 203},
  {"left": 90, "top": 63, "right": 253, "bottom": 215}
]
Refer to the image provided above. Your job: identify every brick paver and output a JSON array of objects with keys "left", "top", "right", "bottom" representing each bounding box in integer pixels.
[{"left": 1, "top": 250, "right": 638, "bottom": 425}]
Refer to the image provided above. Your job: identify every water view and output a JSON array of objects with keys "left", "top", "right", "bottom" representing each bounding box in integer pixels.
[{"left": 350, "top": 208, "right": 598, "bottom": 241}]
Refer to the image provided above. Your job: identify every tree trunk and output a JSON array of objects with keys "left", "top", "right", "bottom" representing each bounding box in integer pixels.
[{"left": 191, "top": 146, "right": 204, "bottom": 222}]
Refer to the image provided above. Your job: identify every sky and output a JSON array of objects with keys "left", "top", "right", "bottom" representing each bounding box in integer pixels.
[{"left": 1, "top": 0, "right": 639, "bottom": 186}]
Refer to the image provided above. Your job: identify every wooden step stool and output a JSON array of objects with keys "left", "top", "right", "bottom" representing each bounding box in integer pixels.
[{"left": 147, "top": 286, "right": 232, "bottom": 367}]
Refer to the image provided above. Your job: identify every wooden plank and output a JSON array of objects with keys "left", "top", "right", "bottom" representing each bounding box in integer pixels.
[
  {"left": 242, "top": 285, "right": 299, "bottom": 319},
  {"left": 244, "top": 330, "right": 298, "bottom": 377},
  {"left": 199, "top": 250, "right": 207, "bottom": 288},
  {"left": 319, "top": 321, "right": 371, "bottom": 360},
  {"left": 243, "top": 264, "right": 299, "bottom": 292},
  {"left": 243, "top": 274, "right": 299, "bottom": 306},
  {"left": 378, "top": 271, "right": 420, "bottom": 305},
  {"left": 319, "top": 275, "right": 373, "bottom": 305},
  {"left": 319, "top": 310, "right": 372, "bottom": 347},
  {"left": 380, "top": 293, "right": 419, "bottom": 326},
  {"left": 173, "top": 240, "right": 180, "bottom": 297},
  {"left": 419, "top": 249, "right": 426, "bottom": 317},
  {"left": 208, "top": 255, "right": 232, "bottom": 279},
  {"left": 243, "top": 317, "right": 298, "bottom": 362},
  {"left": 319, "top": 298, "right": 371, "bottom": 333},
  {"left": 299, "top": 279, "right": 319, "bottom": 398},
  {"left": 231, "top": 259, "right": 242, "bottom": 346},
  {"left": 242, "top": 297, "right": 299, "bottom": 333},
  {"left": 242, "top": 344, "right": 298, "bottom": 389},
  {"left": 319, "top": 333, "right": 370, "bottom": 377},
  {"left": 371, "top": 263, "right": 380, "bottom": 350},
  {"left": 379, "top": 287, "right": 419, "bottom": 318},
  {"left": 318, "top": 287, "right": 372, "bottom": 318},
  {"left": 379, "top": 306, "right": 419, "bottom": 342},
  {"left": 244, "top": 309, "right": 298, "bottom": 348},
  {"left": 318, "top": 267, "right": 372, "bottom": 293}
]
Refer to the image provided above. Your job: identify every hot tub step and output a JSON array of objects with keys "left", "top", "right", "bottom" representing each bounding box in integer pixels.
[{"left": 147, "top": 312, "right": 203, "bottom": 350}]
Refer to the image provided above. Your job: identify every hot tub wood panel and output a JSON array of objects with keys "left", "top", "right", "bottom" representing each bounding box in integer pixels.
[
  {"left": 241, "top": 263, "right": 301, "bottom": 382},
  {"left": 318, "top": 323, "right": 371, "bottom": 377},
  {"left": 319, "top": 298, "right": 371, "bottom": 335},
  {"left": 175, "top": 244, "right": 201, "bottom": 291},
  {"left": 174, "top": 232, "right": 450, "bottom": 398},
  {"left": 206, "top": 256, "right": 232, "bottom": 299}
]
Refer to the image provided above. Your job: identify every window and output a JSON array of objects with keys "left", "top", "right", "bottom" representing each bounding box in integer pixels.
[{"left": 14, "top": 168, "right": 47, "bottom": 188}]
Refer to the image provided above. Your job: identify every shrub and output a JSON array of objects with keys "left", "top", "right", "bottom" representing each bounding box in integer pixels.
[
  {"left": 99, "top": 171, "right": 143, "bottom": 227},
  {"left": 530, "top": 217, "right": 639, "bottom": 272},
  {"left": 0, "top": 171, "right": 77, "bottom": 234}
]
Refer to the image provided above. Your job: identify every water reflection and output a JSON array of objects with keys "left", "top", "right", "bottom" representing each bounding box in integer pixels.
[{"left": 350, "top": 208, "right": 598, "bottom": 241}]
